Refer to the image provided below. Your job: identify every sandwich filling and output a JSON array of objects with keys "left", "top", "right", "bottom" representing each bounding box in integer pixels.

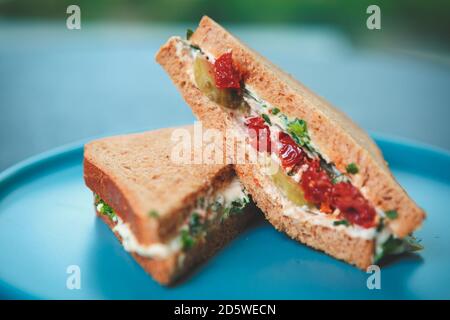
[
  {"left": 175, "top": 36, "right": 422, "bottom": 262},
  {"left": 95, "top": 177, "right": 250, "bottom": 263}
]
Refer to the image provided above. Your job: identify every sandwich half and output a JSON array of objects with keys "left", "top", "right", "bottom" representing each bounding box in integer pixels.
[
  {"left": 84, "top": 126, "right": 254, "bottom": 285},
  {"left": 156, "top": 16, "right": 425, "bottom": 269}
]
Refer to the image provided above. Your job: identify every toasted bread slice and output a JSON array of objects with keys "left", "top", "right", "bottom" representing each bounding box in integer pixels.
[
  {"left": 84, "top": 127, "right": 255, "bottom": 284},
  {"left": 156, "top": 16, "right": 425, "bottom": 269}
]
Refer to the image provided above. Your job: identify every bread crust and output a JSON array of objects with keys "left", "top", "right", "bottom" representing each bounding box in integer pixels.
[
  {"left": 155, "top": 17, "right": 425, "bottom": 239},
  {"left": 96, "top": 203, "right": 255, "bottom": 285},
  {"left": 84, "top": 127, "right": 237, "bottom": 245}
]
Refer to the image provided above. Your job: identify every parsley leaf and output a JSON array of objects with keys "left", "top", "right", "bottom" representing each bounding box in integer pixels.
[
  {"left": 346, "top": 163, "right": 359, "bottom": 174},
  {"left": 262, "top": 114, "right": 272, "bottom": 125},
  {"left": 181, "top": 229, "right": 195, "bottom": 250},
  {"left": 96, "top": 198, "right": 116, "bottom": 221},
  {"left": 333, "top": 220, "right": 350, "bottom": 227},
  {"left": 271, "top": 107, "right": 280, "bottom": 115},
  {"left": 374, "top": 235, "right": 424, "bottom": 263},
  {"left": 286, "top": 118, "right": 311, "bottom": 147},
  {"left": 385, "top": 210, "right": 398, "bottom": 220}
]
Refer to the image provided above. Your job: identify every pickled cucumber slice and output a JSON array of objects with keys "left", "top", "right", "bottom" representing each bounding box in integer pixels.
[
  {"left": 271, "top": 166, "right": 309, "bottom": 207},
  {"left": 193, "top": 56, "right": 249, "bottom": 111}
]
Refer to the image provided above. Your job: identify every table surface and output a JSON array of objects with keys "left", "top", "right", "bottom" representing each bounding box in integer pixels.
[{"left": 0, "top": 21, "right": 449, "bottom": 171}]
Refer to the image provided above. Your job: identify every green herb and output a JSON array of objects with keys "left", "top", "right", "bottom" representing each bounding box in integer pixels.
[
  {"left": 404, "top": 235, "right": 424, "bottom": 252},
  {"left": 346, "top": 163, "right": 359, "bottom": 174},
  {"left": 374, "top": 235, "right": 424, "bottom": 263},
  {"left": 186, "top": 28, "right": 194, "bottom": 40},
  {"left": 220, "top": 196, "right": 249, "bottom": 222},
  {"left": 181, "top": 229, "right": 195, "bottom": 250},
  {"left": 333, "top": 220, "right": 350, "bottom": 227},
  {"left": 287, "top": 118, "right": 311, "bottom": 147},
  {"left": 148, "top": 210, "right": 159, "bottom": 218},
  {"left": 385, "top": 210, "right": 398, "bottom": 220},
  {"left": 262, "top": 114, "right": 272, "bottom": 125},
  {"left": 190, "top": 44, "right": 200, "bottom": 51},
  {"left": 188, "top": 212, "right": 203, "bottom": 236},
  {"left": 96, "top": 198, "right": 116, "bottom": 221},
  {"left": 271, "top": 108, "right": 280, "bottom": 115}
]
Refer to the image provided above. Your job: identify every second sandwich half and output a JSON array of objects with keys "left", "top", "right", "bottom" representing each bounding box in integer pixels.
[{"left": 83, "top": 126, "right": 255, "bottom": 285}]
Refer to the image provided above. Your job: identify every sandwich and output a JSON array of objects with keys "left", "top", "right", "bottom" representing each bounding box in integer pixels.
[
  {"left": 156, "top": 16, "right": 425, "bottom": 269},
  {"left": 83, "top": 126, "right": 254, "bottom": 285}
]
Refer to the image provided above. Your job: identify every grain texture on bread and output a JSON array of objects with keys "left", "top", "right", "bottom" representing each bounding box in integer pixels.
[
  {"left": 84, "top": 127, "right": 234, "bottom": 245},
  {"left": 85, "top": 127, "right": 256, "bottom": 284},
  {"left": 97, "top": 203, "right": 255, "bottom": 285},
  {"left": 155, "top": 16, "right": 425, "bottom": 239}
]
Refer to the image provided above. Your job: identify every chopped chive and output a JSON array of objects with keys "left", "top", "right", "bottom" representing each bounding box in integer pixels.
[
  {"left": 181, "top": 229, "right": 195, "bottom": 250},
  {"left": 346, "top": 163, "right": 359, "bottom": 174},
  {"left": 333, "top": 220, "right": 350, "bottom": 227},
  {"left": 271, "top": 107, "right": 280, "bottom": 115},
  {"left": 385, "top": 210, "right": 398, "bottom": 220},
  {"left": 262, "top": 114, "right": 272, "bottom": 125}
]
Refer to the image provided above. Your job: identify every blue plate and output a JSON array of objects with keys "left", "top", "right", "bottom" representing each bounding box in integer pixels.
[{"left": 0, "top": 134, "right": 449, "bottom": 299}]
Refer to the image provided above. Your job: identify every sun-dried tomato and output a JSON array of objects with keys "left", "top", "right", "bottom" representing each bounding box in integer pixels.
[
  {"left": 214, "top": 52, "right": 242, "bottom": 89},
  {"left": 331, "top": 182, "right": 376, "bottom": 228},
  {"left": 301, "top": 160, "right": 334, "bottom": 209},
  {"left": 278, "top": 132, "right": 305, "bottom": 168}
]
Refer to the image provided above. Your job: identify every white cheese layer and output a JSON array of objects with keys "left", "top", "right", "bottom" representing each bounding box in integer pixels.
[
  {"left": 113, "top": 216, "right": 181, "bottom": 259},
  {"left": 110, "top": 176, "right": 248, "bottom": 260}
]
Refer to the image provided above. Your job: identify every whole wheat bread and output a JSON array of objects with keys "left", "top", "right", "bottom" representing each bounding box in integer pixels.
[
  {"left": 84, "top": 127, "right": 255, "bottom": 284},
  {"left": 155, "top": 16, "right": 425, "bottom": 269}
]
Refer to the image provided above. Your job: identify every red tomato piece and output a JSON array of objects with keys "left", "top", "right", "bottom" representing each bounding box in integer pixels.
[
  {"left": 277, "top": 132, "right": 305, "bottom": 168},
  {"left": 301, "top": 160, "right": 334, "bottom": 209},
  {"left": 331, "top": 182, "right": 376, "bottom": 228},
  {"left": 214, "top": 52, "right": 242, "bottom": 89}
]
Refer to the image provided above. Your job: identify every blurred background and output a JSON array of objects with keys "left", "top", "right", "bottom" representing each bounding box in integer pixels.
[{"left": 1, "top": 0, "right": 449, "bottom": 171}]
